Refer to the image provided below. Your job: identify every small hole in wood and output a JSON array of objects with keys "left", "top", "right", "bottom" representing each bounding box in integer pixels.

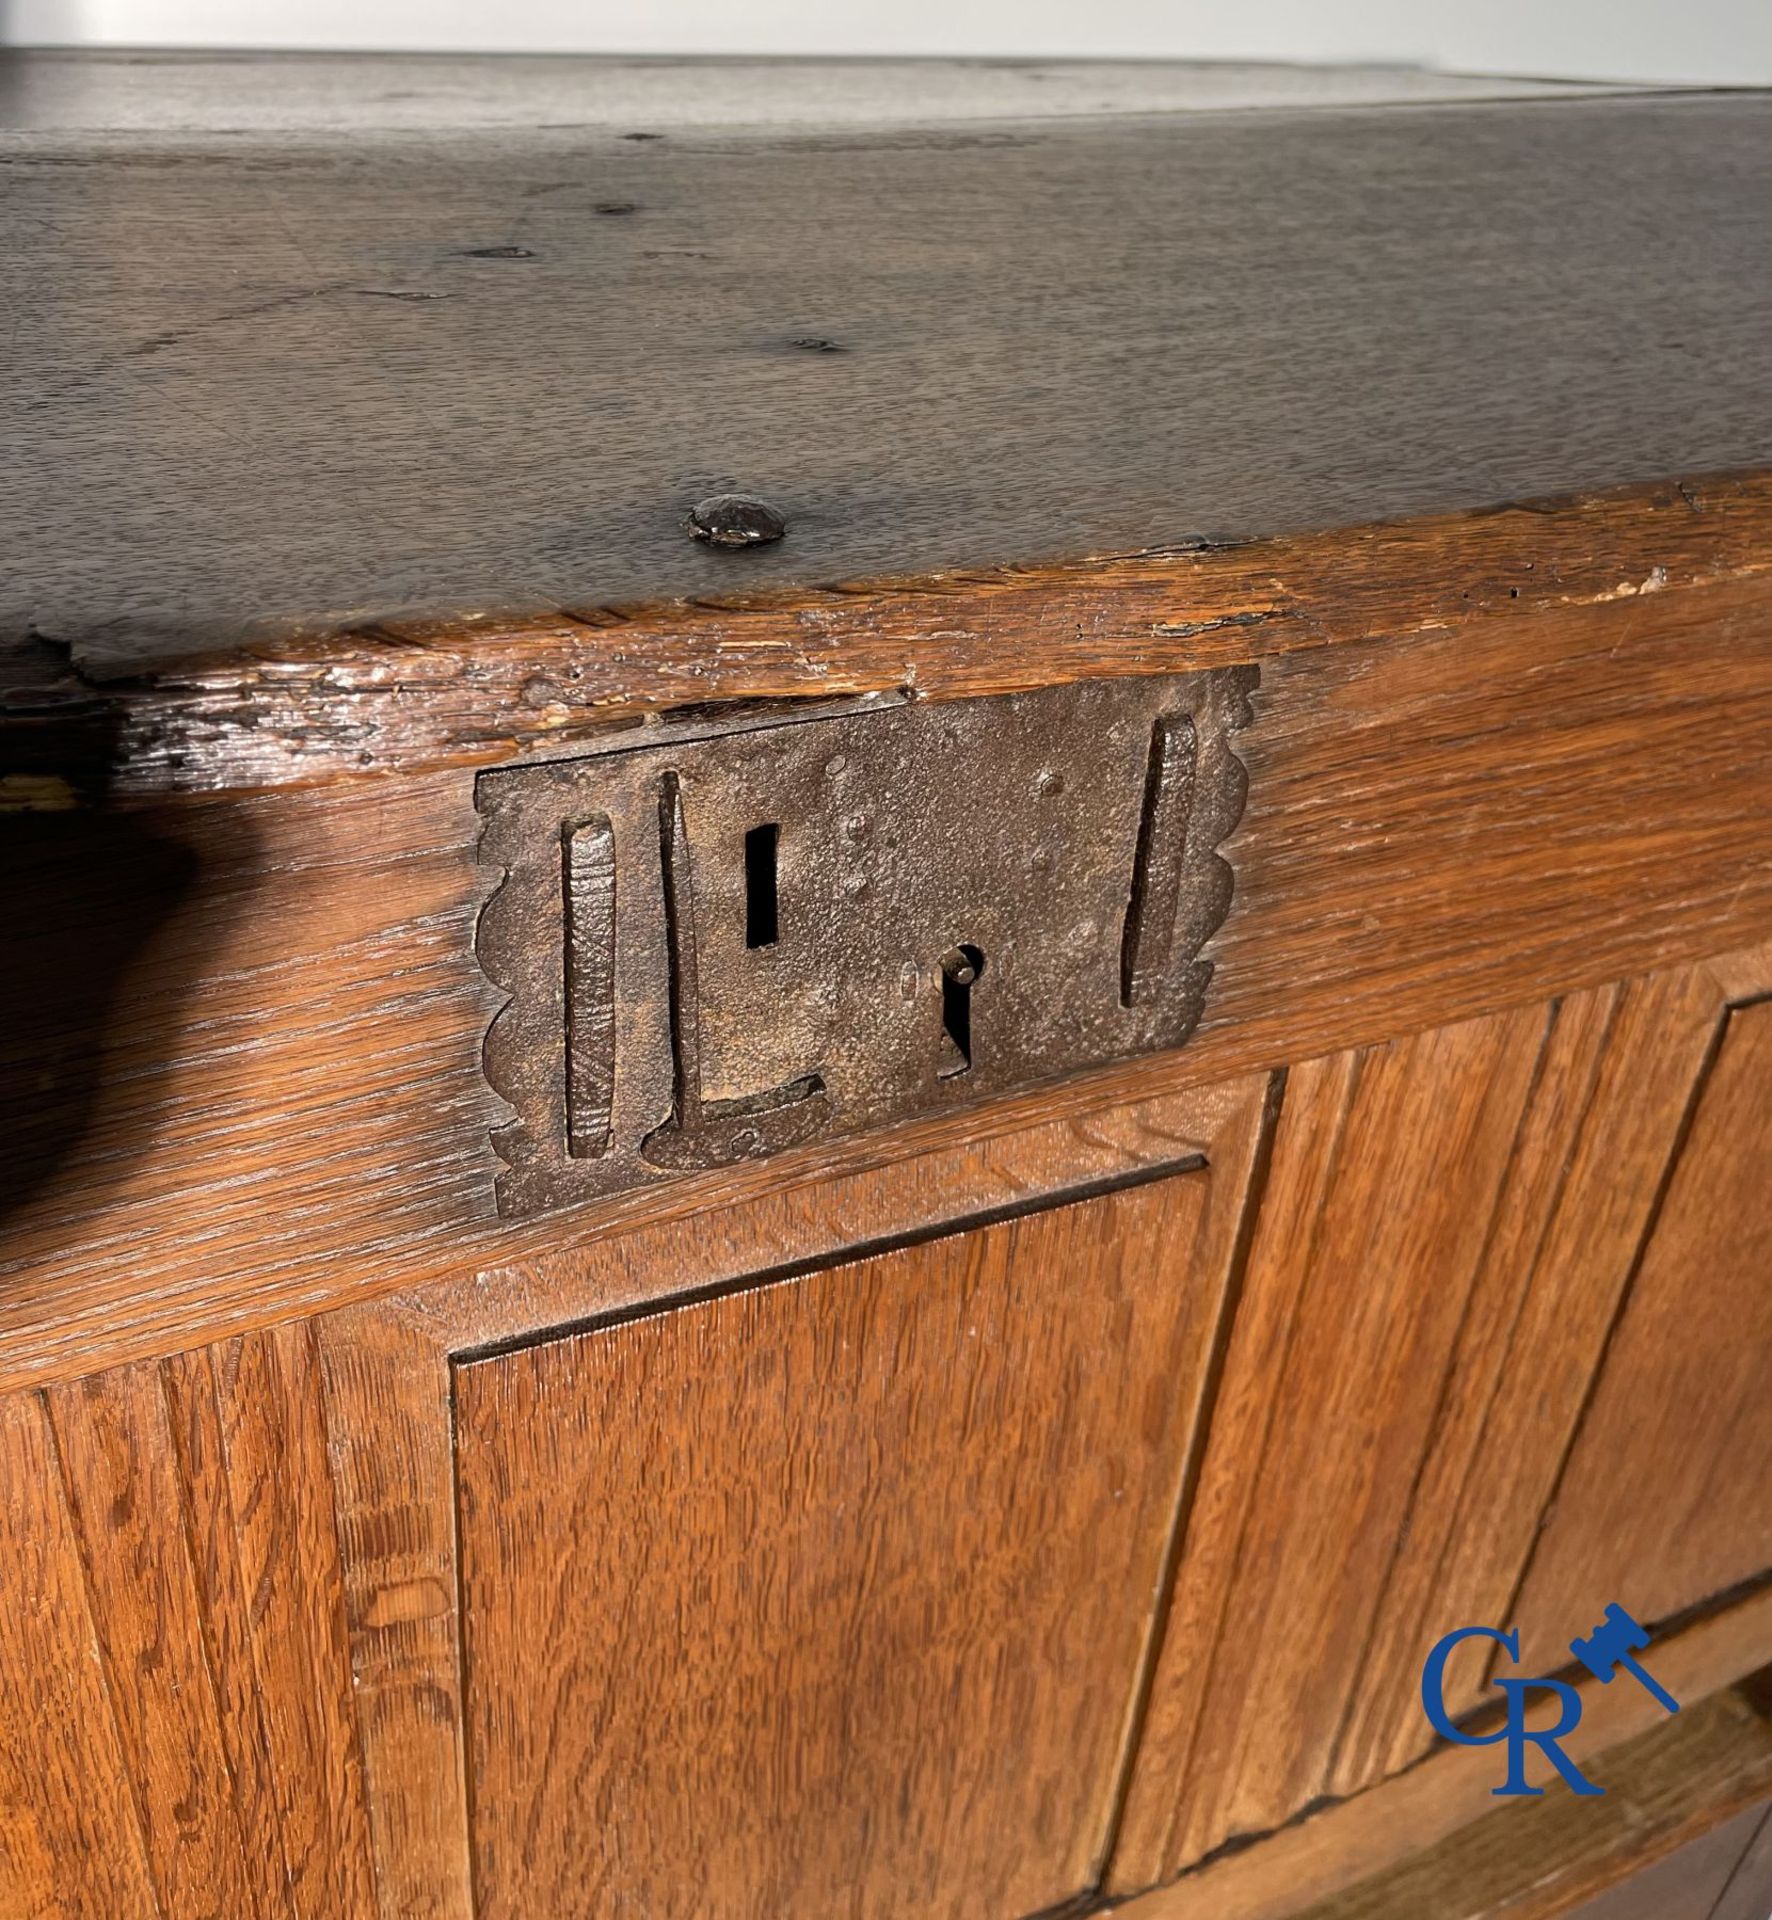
[{"left": 745, "top": 824, "right": 779, "bottom": 948}]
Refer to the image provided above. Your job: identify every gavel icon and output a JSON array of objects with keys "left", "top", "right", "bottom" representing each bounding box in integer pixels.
[{"left": 1568, "top": 1603, "right": 1680, "bottom": 1714}]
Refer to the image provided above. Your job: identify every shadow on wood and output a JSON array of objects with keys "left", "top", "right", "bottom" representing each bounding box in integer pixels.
[{"left": 0, "top": 646, "right": 234, "bottom": 1232}]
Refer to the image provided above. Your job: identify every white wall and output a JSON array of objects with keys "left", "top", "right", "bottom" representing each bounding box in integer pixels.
[{"left": 3, "top": 0, "right": 1769, "bottom": 87}]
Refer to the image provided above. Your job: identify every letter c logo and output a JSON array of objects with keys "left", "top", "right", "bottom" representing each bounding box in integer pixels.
[{"left": 1421, "top": 1625, "right": 1518, "bottom": 1745}]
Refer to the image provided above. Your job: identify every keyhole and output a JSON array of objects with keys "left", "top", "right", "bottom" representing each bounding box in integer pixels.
[
  {"left": 744, "top": 823, "right": 779, "bottom": 948},
  {"left": 939, "top": 944, "right": 984, "bottom": 1078}
]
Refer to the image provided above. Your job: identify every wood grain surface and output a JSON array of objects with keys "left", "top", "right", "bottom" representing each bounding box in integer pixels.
[
  {"left": 1513, "top": 995, "right": 1772, "bottom": 1672},
  {"left": 7, "top": 101, "right": 1772, "bottom": 1909},
  {"left": 1107, "top": 970, "right": 1729, "bottom": 1886},
  {"left": 1112, "top": 1008, "right": 1547, "bottom": 1881},
  {"left": 187, "top": 1327, "right": 379, "bottom": 1916},
  {"left": 0, "top": 1390, "right": 160, "bottom": 1919},
  {"left": 454, "top": 1174, "right": 1250, "bottom": 1919},
  {"left": 2, "top": 968, "right": 1768, "bottom": 1918},
  {"left": 0, "top": 1332, "right": 379, "bottom": 1919},
  {"left": 318, "top": 1310, "right": 476, "bottom": 1920},
  {"left": 46, "top": 1365, "right": 270, "bottom": 1919},
  {"left": 317, "top": 1068, "right": 1269, "bottom": 1920},
  {"left": 6, "top": 546, "right": 1772, "bottom": 1392},
  {"left": 1331, "top": 965, "right": 1730, "bottom": 1784},
  {"left": 1101, "top": 1588, "right": 1772, "bottom": 1920},
  {"left": 24, "top": 473, "right": 1771, "bottom": 793},
  {"left": 1284, "top": 1688, "right": 1772, "bottom": 1920},
  {"left": 4, "top": 80, "right": 1769, "bottom": 665}
]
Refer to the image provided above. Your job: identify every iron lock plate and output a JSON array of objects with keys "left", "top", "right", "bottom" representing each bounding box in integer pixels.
[{"left": 475, "top": 667, "right": 1257, "bottom": 1219}]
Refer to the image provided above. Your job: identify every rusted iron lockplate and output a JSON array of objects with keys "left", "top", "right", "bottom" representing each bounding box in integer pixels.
[{"left": 475, "top": 668, "right": 1257, "bottom": 1219}]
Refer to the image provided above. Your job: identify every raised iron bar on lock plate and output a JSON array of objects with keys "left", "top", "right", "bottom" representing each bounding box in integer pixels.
[{"left": 475, "top": 668, "right": 1257, "bottom": 1219}]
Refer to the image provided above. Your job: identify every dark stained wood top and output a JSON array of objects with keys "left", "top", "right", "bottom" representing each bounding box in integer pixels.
[{"left": 0, "top": 57, "right": 1768, "bottom": 675}]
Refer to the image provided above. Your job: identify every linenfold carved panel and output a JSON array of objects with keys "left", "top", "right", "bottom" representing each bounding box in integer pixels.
[{"left": 475, "top": 669, "right": 1257, "bottom": 1217}]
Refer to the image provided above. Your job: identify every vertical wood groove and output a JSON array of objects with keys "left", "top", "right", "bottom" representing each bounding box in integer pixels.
[
  {"left": 155, "top": 1356, "right": 291, "bottom": 1920},
  {"left": 1510, "top": 988, "right": 1772, "bottom": 1672},
  {"left": 318, "top": 1306, "right": 474, "bottom": 1920},
  {"left": 1326, "top": 967, "right": 1726, "bottom": 1788},
  {"left": 1393, "top": 985, "right": 1622, "bottom": 1622},
  {"left": 1093, "top": 1068, "right": 1288, "bottom": 1890},
  {"left": 1108, "top": 1003, "right": 1579, "bottom": 1885},
  {"left": 1490, "top": 997, "right": 1735, "bottom": 1687},
  {"left": 308, "top": 1324, "right": 389, "bottom": 1920},
  {"left": 1318, "top": 995, "right": 1560, "bottom": 1795},
  {"left": 38, "top": 1389, "right": 170, "bottom": 1920},
  {"left": 446, "top": 1349, "right": 478, "bottom": 1920},
  {"left": 1148, "top": 1049, "right": 1367, "bottom": 1878},
  {"left": 204, "top": 1328, "right": 379, "bottom": 1918},
  {"left": 160, "top": 1347, "right": 301, "bottom": 1920},
  {"left": 449, "top": 1360, "right": 486, "bottom": 1920}
]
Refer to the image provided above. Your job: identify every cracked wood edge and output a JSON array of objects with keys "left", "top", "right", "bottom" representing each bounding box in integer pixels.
[{"left": 11, "top": 472, "right": 1772, "bottom": 794}]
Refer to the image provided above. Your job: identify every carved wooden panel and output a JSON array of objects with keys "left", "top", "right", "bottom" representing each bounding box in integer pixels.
[
  {"left": 1513, "top": 994, "right": 1772, "bottom": 1670},
  {"left": 1108, "top": 967, "right": 1727, "bottom": 1891},
  {"left": 475, "top": 669, "right": 1256, "bottom": 1216},
  {"left": 2, "top": 952, "right": 1768, "bottom": 1918},
  {"left": 454, "top": 1171, "right": 1247, "bottom": 1920}
]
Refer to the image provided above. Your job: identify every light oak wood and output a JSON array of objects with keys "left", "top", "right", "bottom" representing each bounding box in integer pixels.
[
  {"left": 1514, "top": 994, "right": 1772, "bottom": 1671},
  {"left": 1100, "top": 1587, "right": 1772, "bottom": 1920},
  {"left": 8, "top": 540, "right": 1772, "bottom": 1394},
  {"left": 198, "top": 1328, "right": 378, "bottom": 1915},
  {"left": 46, "top": 1365, "right": 270, "bottom": 1918},
  {"left": 1108, "top": 968, "right": 1728, "bottom": 1886},
  {"left": 0, "top": 1392, "right": 160, "bottom": 1919},
  {"left": 1705, "top": 934, "right": 1772, "bottom": 1003},
  {"left": 1334, "top": 965, "right": 1730, "bottom": 1781},
  {"left": 0, "top": 1335, "right": 383, "bottom": 1919},
  {"left": 318, "top": 1309, "right": 476, "bottom": 1920},
  {"left": 1286, "top": 1688, "right": 1772, "bottom": 1920},
  {"left": 155, "top": 1349, "right": 313, "bottom": 1920},
  {"left": 454, "top": 1174, "right": 1248, "bottom": 1918},
  {"left": 317, "top": 1069, "right": 1270, "bottom": 1920},
  {"left": 2, "top": 958, "right": 1768, "bottom": 1918},
  {"left": 0, "top": 1069, "right": 1263, "bottom": 1920}
]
